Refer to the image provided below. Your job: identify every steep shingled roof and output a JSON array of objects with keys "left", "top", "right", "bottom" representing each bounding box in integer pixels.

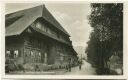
[{"left": 6, "top": 5, "right": 70, "bottom": 36}]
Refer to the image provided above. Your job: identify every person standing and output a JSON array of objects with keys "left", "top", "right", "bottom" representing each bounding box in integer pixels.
[
  {"left": 79, "top": 59, "right": 82, "bottom": 70},
  {"left": 68, "top": 58, "right": 72, "bottom": 72}
]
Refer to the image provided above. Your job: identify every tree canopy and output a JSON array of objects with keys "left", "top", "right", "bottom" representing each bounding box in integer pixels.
[{"left": 86, "top": 3, "right": 123, "bottom": 74}]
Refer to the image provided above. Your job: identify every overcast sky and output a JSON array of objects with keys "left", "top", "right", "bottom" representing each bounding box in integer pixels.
[{"left": 6, "top": 2, "right": 92, "bottom": 57}]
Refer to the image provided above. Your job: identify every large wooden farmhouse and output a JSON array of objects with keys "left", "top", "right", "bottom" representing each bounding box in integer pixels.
[{"left": 5, "top": 5, "right": 78, "bottom": 72}]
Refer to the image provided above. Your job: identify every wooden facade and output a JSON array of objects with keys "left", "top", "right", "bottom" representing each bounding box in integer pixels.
[{"left": 5, "top": 5, "right": 78, "bottom": 72}]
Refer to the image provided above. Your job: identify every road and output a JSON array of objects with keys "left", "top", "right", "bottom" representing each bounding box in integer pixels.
[
  {"left": 7, "top": 60, "right": 96, "bottom": 75},
  {"left": 63, "top": 60, "right": 96, "bottom": 75}
]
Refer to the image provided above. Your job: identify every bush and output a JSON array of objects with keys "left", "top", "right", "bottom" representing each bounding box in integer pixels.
[
  {"left": 5, "top": 64, "right": 17, "bottom": 73},
  {"left": 17, "top": 64, "right": 25, "bottom": 71}
]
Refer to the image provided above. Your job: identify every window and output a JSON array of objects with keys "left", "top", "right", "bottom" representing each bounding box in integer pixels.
[
  {"left": 6, "top": 50, "right": 10, "bottom": 57},
  {"left": 41, "top": 24, "right": 45, "bottom": 31},
  {"left": 6, "top": 50, "right": 20, "bottom": 59},
  {"left": 39, "top": 52, "right": 41, "bottom": 56},
  {"left": 14, "top": 50, "right": 18, "bottom": 58},
  {"left": 30, "top": 51, "right": 34, "bottom": 57},
  {"left": 43, "top": 27, "right": 48, "bottom": 32},
  {"left": 47, "top": 28, "right": 52, "bottom": 34},
  {"left": 36, "top": 22, "right": 42, "bottom": 29},
  {"left": 37, "top": 52, "right": 41, "bottom": 62}
]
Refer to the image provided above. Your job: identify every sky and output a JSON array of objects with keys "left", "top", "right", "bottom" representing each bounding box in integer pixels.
[{"left": 5, "top": 2, "right": 92, "bottom": 58}]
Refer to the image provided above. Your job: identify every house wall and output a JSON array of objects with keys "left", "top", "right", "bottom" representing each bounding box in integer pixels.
[
  {"left": 5, "top": 18, "right": 78, "bottom": 71},
  {"left": 5, "top": 36, "right": 24, "bottom": 65},
  {"left": 48, "top": 41, "right": 78, "bottom": 66},
  {"left": 47, "top": 41, "right": 57, "bottom": 65},
  {"left": 30, "top": 19, "right": 76, "bottom": 65},
  {"left": 35, "top": 18, "right": 71, "bottom": 44},
  {"left": 23, "top": 32, "right": 48, "bottom": 64}
]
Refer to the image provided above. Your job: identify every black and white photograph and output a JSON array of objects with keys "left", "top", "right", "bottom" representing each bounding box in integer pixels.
[
  {"left": 5, "top": 2, "right": 123, "bottom": 75},
  {"left": 2, "top": 78, "right": 127, "bottom": 80}
]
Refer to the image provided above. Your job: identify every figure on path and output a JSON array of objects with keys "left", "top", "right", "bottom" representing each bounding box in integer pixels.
[
  {"left": 79, "top": 59, "right": 82, "bottom": 70},
  {"left": 68, "top": 58, "right": 72, "bottom": 72}
]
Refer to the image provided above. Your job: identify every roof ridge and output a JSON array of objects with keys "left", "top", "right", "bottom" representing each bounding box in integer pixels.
[
  {"left": 42, "top": 5, "right": 70, "bottom": 36},
  {"left": 6, "top": 5, "right": 44, "bottom": 19}
]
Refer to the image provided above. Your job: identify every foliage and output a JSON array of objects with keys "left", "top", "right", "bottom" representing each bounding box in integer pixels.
[{"left": 86, "top": 3, "right": 123, "bottom": 74}]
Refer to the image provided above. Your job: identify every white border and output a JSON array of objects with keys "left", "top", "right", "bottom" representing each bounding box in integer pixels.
[{"left": 1, "top": 0, "right": 128, "bottom": 79}]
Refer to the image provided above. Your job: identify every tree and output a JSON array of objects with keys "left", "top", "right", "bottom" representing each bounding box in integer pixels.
[{"left": 86, "top": 3, "right": 123, "bottom": 74}]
